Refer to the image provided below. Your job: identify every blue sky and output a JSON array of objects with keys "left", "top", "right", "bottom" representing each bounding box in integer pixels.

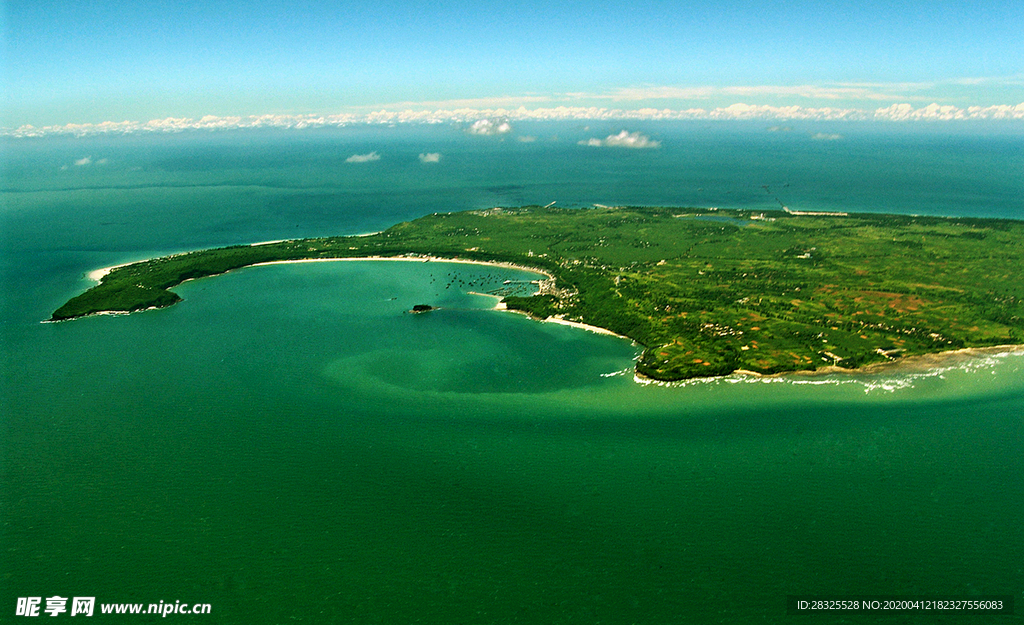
[{"left": 2, "top": 0, "right": 1022, "bottom": 127}]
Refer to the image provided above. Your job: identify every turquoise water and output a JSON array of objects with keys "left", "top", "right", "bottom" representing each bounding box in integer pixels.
[{"left": 3, "top": 122, "right": 1024, "bottom": 623}]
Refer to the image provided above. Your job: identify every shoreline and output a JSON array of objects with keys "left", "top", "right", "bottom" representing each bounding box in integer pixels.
[
  {"left": 86, "top": 260, "right": 137, "bottom": 282},
  {"left": 633, "top": 344, "right": 1024, "bottom": 385},
  {"left": 87, "top": 231, "right": 391, "bottom": 281},
  {"left": 247, "top": 255, "right": 555, "bottom": 281},
  {"left": 468, "top": 290, "right": 633, "bottom": 341},
  {"left": 68, "top": 255, "right": 1024, "bottom": 385},
  {"left": 250, "top": 231, "right": 381, "bottom": 247},
  {"left": 544, "top": 315, "right": 634, "bottom": 341},
  {"left": 480, "top": 296, "right": 634, "bottom": 341},
  {"left": 64, "top": 255, "right": 555, "bottom": 322},
  {"left": 84, "top": 254, "right": 554, "bottom": 285},
  {"left": 729, "top": 344, "right": 1024, "bottom": 381}
]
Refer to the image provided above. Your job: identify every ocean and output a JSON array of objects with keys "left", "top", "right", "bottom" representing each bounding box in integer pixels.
[{"left": 2, "top": 121, "right": 1023, "bottom": 623}]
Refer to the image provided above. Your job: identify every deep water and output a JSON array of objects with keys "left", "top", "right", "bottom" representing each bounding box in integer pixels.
[{"left": 3, "top": 122, "right": 1023, "bottom": 623}]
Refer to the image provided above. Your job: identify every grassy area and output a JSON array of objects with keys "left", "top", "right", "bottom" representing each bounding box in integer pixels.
[{"left": 52, "top": 206, "right": 1024, "bottom": 381}]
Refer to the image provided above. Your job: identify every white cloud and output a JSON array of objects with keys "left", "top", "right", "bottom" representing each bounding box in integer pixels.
[
  {"left": 467, "top": 118, "right": 512, "bottom": 135},
  {"left": 874, "top": 102, "right": 1024, "bottom": 121},
  {"left": 589, "top": 82, "right": 937, "bottom": 104},
  {"left": 350, "top": 79, "right": 983, "bottom": 112},
  {"left": 579, "top": 130, "right": 661, "bottom": 149},
  {"left": 947, "top": 74, "right": 1024, "bottom": 87},
  {"left": 517, "top": 135, "right": 537, "bottom": 142},
  {"left": 345, "top": 152, "right": 380, "bottom": 163},
  {"left": 74, "top": 156, "right": 92, "bottom": 166},
  {"left": 418, "top": 152, "right": 441, "bottom": 163},
  {"left": 705, "top": 103, "right": 865, "bottom": 120},
  {"left": 720, "top": 84, "right": 912, "bottom": 102},
  {"left": 811, "top": 133, "right": 843, "bottom": 141},
  {"left": 5, "top": 99, "right": 1023, "bottom": 138},
  {"left": 378, "top": 96, "right": 553, "bottom": 109}
]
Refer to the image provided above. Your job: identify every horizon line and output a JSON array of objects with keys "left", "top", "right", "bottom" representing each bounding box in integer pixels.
[{"left": 6, "top": 102, "right": 1024, "bottom": 138}]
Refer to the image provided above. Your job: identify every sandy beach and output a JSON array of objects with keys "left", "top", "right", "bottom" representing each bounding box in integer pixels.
[
  {"left": 87, "top": 261, "right": 137, "bottom": 282},
  {"left": 78, "top": 255, "right": 554, "bottom": 320},
  {"left": 731, "top": 344, "right": 1024, "bottom": 380},
  {"left": 631, "top": 344, "right": 1024, "bottom": 385},
  {"left": 87, "top": 254, "right": 554, "bottom": 283},
  {"left": 247, "top": 255, "right": 555, "bottom": 281},
  {"left": 544, "top": 316, "right": 633, "bottom": 340}
]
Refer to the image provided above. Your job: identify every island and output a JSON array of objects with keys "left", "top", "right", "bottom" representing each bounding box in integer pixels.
[{"left": 52, "top": 205, "right": 1024, "bottom": 381}]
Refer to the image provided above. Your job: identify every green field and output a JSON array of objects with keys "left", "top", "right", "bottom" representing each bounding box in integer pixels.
[{"left": 52, "top": 206, "right": 1024, "bottom": 380}]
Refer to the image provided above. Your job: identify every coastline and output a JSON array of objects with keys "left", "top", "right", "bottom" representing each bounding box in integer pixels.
[
  {"left": 730, "top": 344, "right": 1024, "bottom": 380},
  {"left": 476, "top": 294, "right": 634, "bottom": 341},
  {"left": 632, "top": 344, "right": 1024, "bottom": 385},
  {"left": 86, "top": 231, "right": 391, "bottom": 281},
  {"left": 66, "top": 255, "right": 555, "bottom": 322},
  {"left": 467, "top": 291, "right": 508, "bottom": 310},
  {"left": 65, "top": 252, "right": 1024, "bottom": 385},
  {"left": 248, "top": 231, "right": 381, "bottom": 247},
  {"left": 247, "top": 255, "right": 555, "bottom": 281},
  {"left": 544, "top": 315, "right": 633, "bottom": 341},
  {"left": 84, "top": 254, "right": 554, "bottom": 286},
  {"left": 76, "top": 255, "right": 637, "bottom": 348},
  {"left": 86, "top": 260, "right": 137, "bottom": 282}
]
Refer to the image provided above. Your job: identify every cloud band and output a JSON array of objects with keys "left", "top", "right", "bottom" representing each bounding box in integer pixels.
[{"left": 6, "top": 103, "right": 1023, "bottom": 137}]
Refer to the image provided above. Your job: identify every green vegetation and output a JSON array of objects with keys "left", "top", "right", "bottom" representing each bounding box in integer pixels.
[{"left": 52, "top": 206, "right": 1024, "bottom": 381}]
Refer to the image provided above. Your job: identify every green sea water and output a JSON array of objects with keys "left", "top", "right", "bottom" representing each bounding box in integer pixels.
[{"left": 3, "top": 122, "right": 1024, "bottom": 623}]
